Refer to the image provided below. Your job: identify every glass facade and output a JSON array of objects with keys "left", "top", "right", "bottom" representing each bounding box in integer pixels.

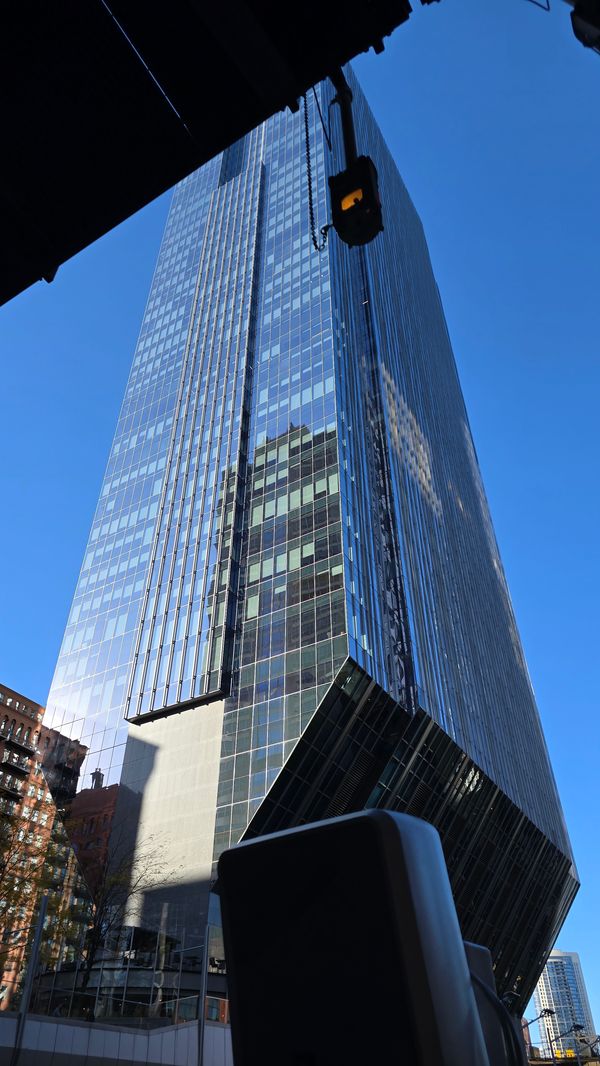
[
  {"left": 43, "top": 70, "right": 576, "bottom": 1008},
  {"left": 44, "top": 159, "right": 223, "bottom": 788}
]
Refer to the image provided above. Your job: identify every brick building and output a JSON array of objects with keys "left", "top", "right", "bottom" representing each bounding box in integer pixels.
[
  {"left": 0, "top": 685, "right": 89, "bottom": 1010},
  {"left": 65, "top": 772, "right": 119, "bottom": 896}
]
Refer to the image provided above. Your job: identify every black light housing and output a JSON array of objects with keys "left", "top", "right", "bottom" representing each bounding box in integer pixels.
[
  {"left": 567, "top": 0, "right": 600, "bottom": 53},
  {"left": 329, "top": 155, "right": 384, "bottom": 247}
]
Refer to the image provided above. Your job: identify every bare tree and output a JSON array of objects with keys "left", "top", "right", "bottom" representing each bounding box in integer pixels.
[
  {"left": 2, "top": 793, "right": 178, "bottom": 1005},
  {"left": 0, "top": 800, "right": 89, "bottom": 1007},
  {"left": 70, "top": 818, "right": 176, "bottom": 988},
  {"left": 0, "top": 799, "right": 50, "bottom": 921}
]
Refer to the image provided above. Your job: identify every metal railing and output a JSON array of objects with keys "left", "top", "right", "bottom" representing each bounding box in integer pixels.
[
  {"left": 0, "top": 773, "right": 23, "bottom": 795},
  {"left": 29, "top": 984, "right": 201, "bottom": 1028},
  {"left": 1, "top": 752, "right": 30, "bottom": 772},
  {"left": 0, "top": 728, "right": 36, "bottom": 753}
]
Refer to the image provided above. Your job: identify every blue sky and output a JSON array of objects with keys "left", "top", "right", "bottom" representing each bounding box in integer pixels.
[{"left": 0, "top": 0, "right": 598, "bottom": 1035}]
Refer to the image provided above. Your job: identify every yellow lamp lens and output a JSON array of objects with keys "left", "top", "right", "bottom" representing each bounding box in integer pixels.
[{"left": 341, "top": 188, "right": 363, "bottom": 211}]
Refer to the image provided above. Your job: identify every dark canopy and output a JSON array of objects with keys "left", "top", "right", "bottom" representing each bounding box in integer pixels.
[{"left": 0, "top": 0, "right": 412, "bottom": 305}]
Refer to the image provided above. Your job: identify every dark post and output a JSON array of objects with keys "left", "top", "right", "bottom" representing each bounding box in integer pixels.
[
  {"left": 330, "top": 67, "right": 358, "bottom": 167},
  {"left": 10, "top": 894, "right": 48, "bottom": 1066}
]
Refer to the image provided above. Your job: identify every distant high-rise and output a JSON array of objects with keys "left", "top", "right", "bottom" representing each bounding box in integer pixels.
[
  {"left": 534, "top": 950, "right": 597, "bottom": 1056},
  {"left": 43, "top": 70, "right": 577, "bottom": 1010}
]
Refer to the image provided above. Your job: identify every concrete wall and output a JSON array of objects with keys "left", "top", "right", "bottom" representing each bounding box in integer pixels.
[
  {"left": 202, "top": 1024, "right": 233, "bottom": 1066},
  {"left": 120, "top": 701, "right": 225, "bottom": 940},
  {"left": 0, "top": 1015, "right": 232, "bottom": 1066}
]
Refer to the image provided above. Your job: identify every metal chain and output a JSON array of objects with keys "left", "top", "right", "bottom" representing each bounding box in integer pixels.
[
  {"left": 303, "top": 93, "right": 331, "bottom": 253},
  {"left": 312, "top": 86, "right": 333, "bottom": 152}
]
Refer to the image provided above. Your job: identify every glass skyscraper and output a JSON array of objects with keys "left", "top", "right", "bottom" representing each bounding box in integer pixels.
[
  {"left": 534, "top": 951, "right": 597, "bottom": 1056},
  {"left": 43, "top": 70, "right": 576, "bottom": 1010}
]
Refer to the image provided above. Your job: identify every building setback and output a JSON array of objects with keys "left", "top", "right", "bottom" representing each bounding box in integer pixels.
[
  {"left": 534, "top": 950, "right": 597, "bottom": 1057},
  {"left": 43, "top": 70, "right": 577, "bottom": 1011}
]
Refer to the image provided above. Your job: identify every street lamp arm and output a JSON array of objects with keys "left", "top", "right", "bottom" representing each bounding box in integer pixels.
[
  {"left": 550, "top": 1025, "right": 586, "bottom": 1044},
  {"left": 524, "top": 1009, "right": 556, "bottom": 1028}
]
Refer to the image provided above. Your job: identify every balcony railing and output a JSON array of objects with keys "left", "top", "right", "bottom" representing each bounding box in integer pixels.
[
  {"left": 0, "top": 777, "right": 23, "bottom": 798},
  {"left": 1, "top": 751, "right": 30, "bottom": 773},
  {"left": 0, "top": 728, "right": 36, "bottom": 753}
]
